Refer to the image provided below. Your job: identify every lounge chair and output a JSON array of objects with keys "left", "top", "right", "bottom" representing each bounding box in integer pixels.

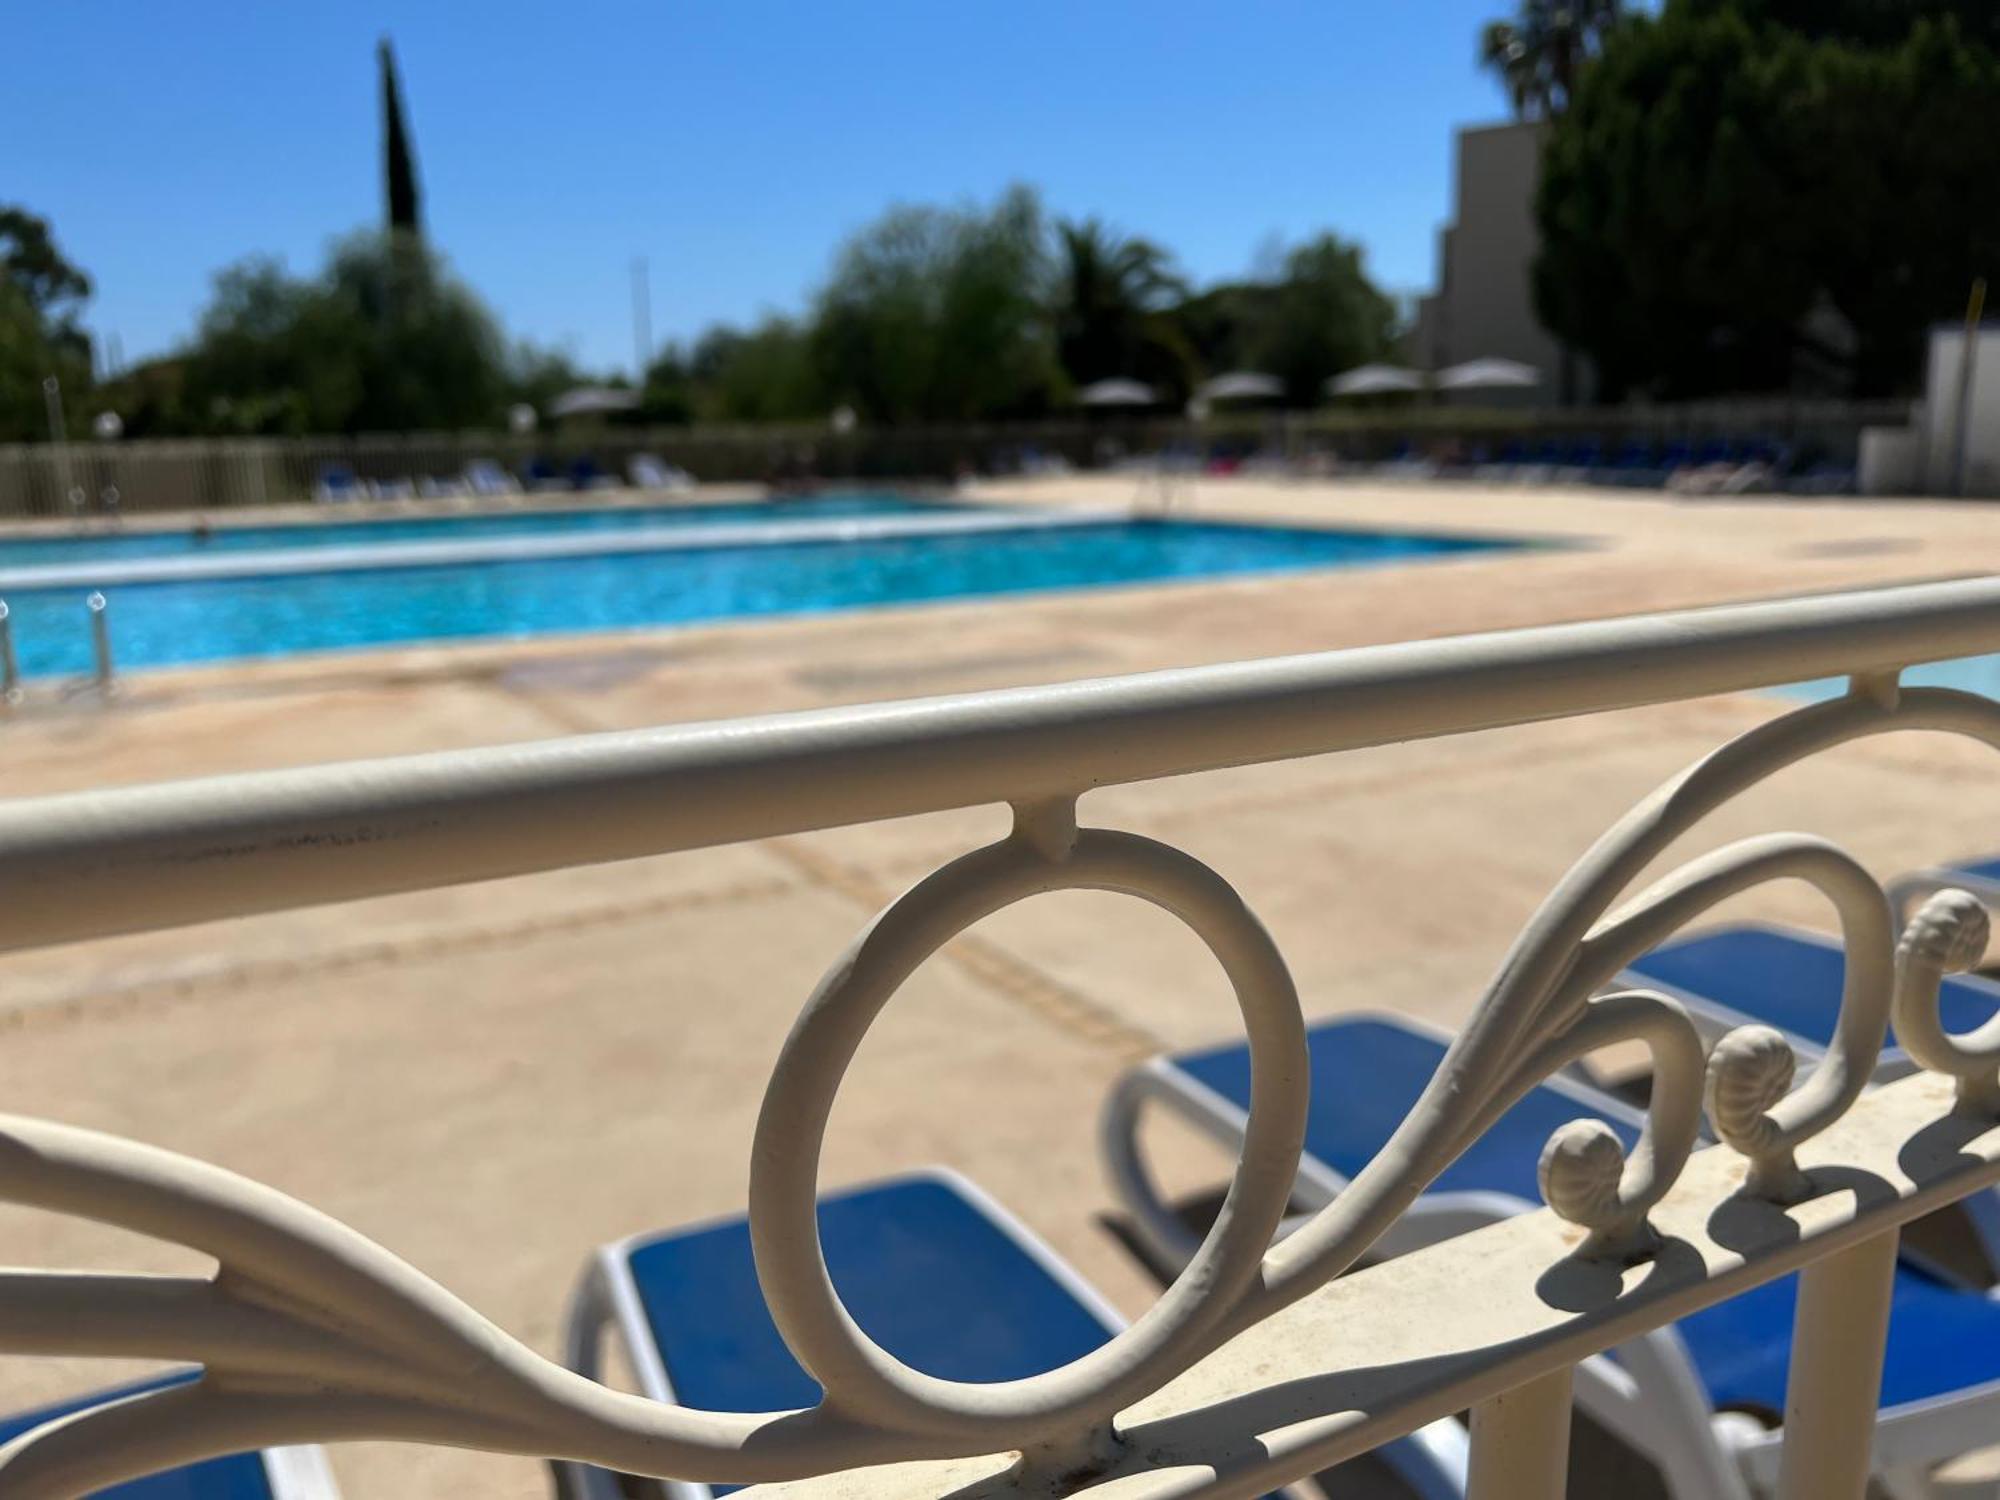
[
  {"left": 1892, "top": 857, "right": 2000, "bottom": 928},
  {"left": 310, "top": 466, "right": 360, "bottom": 504},
  {"left": 628, "top": 454, "right": 695, "bottom": 493},
  {"left": 1616, "top": 922, "right": 2000, "bottom": 1277},
  {"left": 1616, "top": 922, "right": 2000, "bottom": 1083},
  {"left": 552, "top": 1168, "right": 1467, "bottom": 1500},
  {"left": 1102, "top": 1011, "right": 2000, "bottom": 1500},
  {"left": 463, "top": 459, "right": 520, "bottom": 497},
  {"left": 0, "top": 1371, "right": 339, "bottom": 1497}
]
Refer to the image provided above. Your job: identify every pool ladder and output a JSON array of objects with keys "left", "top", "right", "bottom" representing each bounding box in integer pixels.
[{"left": 0, "top": 592, "right": 116, "bottom": 706}]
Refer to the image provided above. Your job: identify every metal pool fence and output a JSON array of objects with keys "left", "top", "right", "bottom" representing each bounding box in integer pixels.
[{"left": 0, "top": 400, "right": 1909, "bottom": 517}]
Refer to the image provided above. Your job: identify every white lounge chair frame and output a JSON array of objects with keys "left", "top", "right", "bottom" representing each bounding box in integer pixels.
[
  {"left": 553, "top": 1166, "right": 1469, "bottom": 1500},
  {"left": 1103, "top": 1010, "right": 2000, "bottom": 1500}
]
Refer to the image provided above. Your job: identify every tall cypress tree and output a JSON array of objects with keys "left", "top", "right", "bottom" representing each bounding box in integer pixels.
[{"left": 378, "top": 38, "right": 422, "bottom": 238}]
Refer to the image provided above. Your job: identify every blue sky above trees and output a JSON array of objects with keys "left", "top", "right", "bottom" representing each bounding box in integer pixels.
[{"left": 10, "top": 1, "right": 1515, "bottom": 375}]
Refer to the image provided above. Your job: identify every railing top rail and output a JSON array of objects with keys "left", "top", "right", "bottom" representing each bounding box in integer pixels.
[{"left": 1, "top": 575, "right": 1996, "bottom": 952}]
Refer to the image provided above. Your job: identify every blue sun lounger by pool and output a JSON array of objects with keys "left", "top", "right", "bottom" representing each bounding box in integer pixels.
[
  {"left": 1103, "top": 1012, "right": 2000, "bottom": 1500},
  {"left": 0, "top": 1372, "right": 338, "bottom": 1498},
  {"left": 1616, "top": 922, "right": 2000, "bottom": 1276},
  {"left": 1103, "top": 1012, "right": 1653, "bottom": 1270},
  {"left": 553, "top": 1168, "right": 1466, "bottom": 1500},
  {"left": 1616, "top": 922, "right": 2000, "bottom": 1080},
  {"left": 1892, "top": 856, "right": 2000, "bottom": 926}
]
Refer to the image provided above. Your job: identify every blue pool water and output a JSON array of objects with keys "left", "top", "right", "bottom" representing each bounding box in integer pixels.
[
  {"left": 0, "top": 492, "right": 935, "bottom": 568},
  {"left": 1785, "top": 654, "right": 2000, "bottom": 701},
  {"left": 0, "top": 519, "right": 1515, "bottom": 679}
]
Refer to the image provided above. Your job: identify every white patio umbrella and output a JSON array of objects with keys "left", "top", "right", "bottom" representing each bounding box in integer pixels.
[
  {"left": 546, "top": 386, "right": 639, "bottom": 421},
  {"left": 1076, "top": 378, "right": 1159, "bottom": 407},
  {"left": 1434, "top": 357, "right": 1542, "bottom": 392},
  {"left": 1326, "top": 363, "right": 1425, "bottom": 397},
  {"left": 1196, "top": 371, "right": 1285, "bottom": 403}
]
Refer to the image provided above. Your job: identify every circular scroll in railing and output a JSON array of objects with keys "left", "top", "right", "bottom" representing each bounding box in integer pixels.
[{"left": 747, "top": 826, "right": 1308, "bottom": 1444}]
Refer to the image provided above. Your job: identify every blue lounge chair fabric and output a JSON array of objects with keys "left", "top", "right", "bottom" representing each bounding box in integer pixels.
[
  {"left": 1892, "top": 855, "right": 2000, "bottom": 927},
  {"left": 1619, "top": 922, "right": 2000, "bottom": 1069},
  {"left": 625, "top": 1174, "right": 1117, "bottom": 1417},
  {"left": 1172, "top": 1016, "right": 1635, "bottom": 1207},
  {"left": 1108, "top": 1010, "right": 2000, "bottom": 1498},
  {"left": 1676, "top": 1260, "right": 2000, "bottom": 1421},
  {"left": 0, "top": 1372, "right": 336, "bottom": 1498},
  {"left": 557, "top": 1169, "right": 1466, "bottom": 1500},
  {"left": 1616, "top": 921, "right": 2000, "bottom": 1280}
]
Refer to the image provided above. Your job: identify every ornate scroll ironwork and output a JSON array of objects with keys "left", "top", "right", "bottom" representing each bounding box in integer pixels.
[{"left": 2, "top": 676, "right": 1999, "bottom": 1496}]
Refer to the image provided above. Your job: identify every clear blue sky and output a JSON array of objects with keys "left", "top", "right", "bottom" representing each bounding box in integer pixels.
[{"left": 13, "top": 2, "right": 1518, "bottom": 376}]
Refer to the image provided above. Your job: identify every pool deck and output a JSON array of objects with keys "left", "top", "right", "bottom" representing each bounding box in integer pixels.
[{"left": 3, "top": 476, "right": 1999, "bottom": 1495}]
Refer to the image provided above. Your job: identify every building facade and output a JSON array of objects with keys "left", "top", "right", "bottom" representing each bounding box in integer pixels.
[{"left": 1410, "top": 120, "right": 1582, "bottom": 405}]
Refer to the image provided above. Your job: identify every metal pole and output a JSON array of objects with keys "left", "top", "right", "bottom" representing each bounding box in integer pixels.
[
  {"left": 631, "top": 256, "right": 652, "bottom": 380},
  {"left": 41, "top": 377, "right": 79, "bottom": 515},
  {"left": 86, "top": 591, "right": 113, "bottom": 690},
  {"left": 0, "top": 600, "right": 19, "bottom": 703},
  {"left": 1775, "top": 1229, "right": 1899, "bottom": 1500},
  {"left": 1468, "top": 1366, "right": 1572, "bottom": 1499},
  {"left": 1949, "top": 278, "right": 1987, "bottom": 497}
]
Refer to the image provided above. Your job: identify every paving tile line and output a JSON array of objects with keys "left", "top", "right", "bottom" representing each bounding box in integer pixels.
[
  {"left": 0, "top": 875, "right": 801, "bottom": 1034},
  {"left": 766, "top": 839, "right": 1165, "bottom": 1065}
]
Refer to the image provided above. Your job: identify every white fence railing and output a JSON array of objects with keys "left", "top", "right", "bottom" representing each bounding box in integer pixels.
[
  {"left": 0, "top": 399, "right": 1909, "bottom": 516},
  {"left": 0, "top": 576, "right": 1997, "bottom": 1498}
]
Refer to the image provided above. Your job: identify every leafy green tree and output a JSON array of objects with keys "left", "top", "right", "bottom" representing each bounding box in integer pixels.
[
  {"left": 182, "top": 232, "right": 506, "bottom": 433},
  {"left": 1711, "top": 0, "right": 2000, "bottom": 49},
  {"left": 1053, "top": 218, "right": 1193, "bottom": 399},
  {"left": 1536, "top": 2, "right": 2000, "bottom": 397},
  {"left": 813, "top": 185, "right": 1060, "bottom": 421},
  {"left": 1169, "top": 235, "right": 1396, "bottom": 405},
  {"left": 1480, "top": 0, "right": 1625, "bottom": 118},
  {"left": 0, "top": 206, "right": 94, "bottom": 440},
  {"left": 1247, "top": 234, "right": 1400, "bottom": 406},
  {"left": 506, "top": 341, "right": 595, "bottom": 414},
  {"left": 690, "top": 320, "right": 824, "bottom": 422},
  {"left": 636, "top": 346, "right": 698, "bottom": 424}
]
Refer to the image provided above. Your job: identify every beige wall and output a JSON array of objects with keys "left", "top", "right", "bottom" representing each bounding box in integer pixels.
[
  {"left": 1921, "top": 326, "right": 2000, "bottom": 496},
  {"left": 1424, "top": 120, "right": 1579, "bottom": 405}
]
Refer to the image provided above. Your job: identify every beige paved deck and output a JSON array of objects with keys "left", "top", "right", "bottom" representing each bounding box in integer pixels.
[{"left": 1, "top": 477, "right": 1997, "bottom": 1496}]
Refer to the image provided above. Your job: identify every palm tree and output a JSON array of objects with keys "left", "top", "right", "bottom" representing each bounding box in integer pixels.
[
  {"left": 1052, "top": 218, "right": 1192, "bottom": 396},
  {"left": 1480, "top": 1, "right": 1623, "bottom": 119}
]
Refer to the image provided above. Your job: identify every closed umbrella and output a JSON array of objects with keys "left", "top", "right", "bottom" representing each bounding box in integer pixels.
[
  {"left": 1197, "top": 371, "right": 1285, "bottom": 403},
  {"left": 1327, "top": 364, "right": 1425, "bottom": 397},
  {"left": 1077, "top": 378, "right": 1159, "bottom": 407},
  {"left": 547, "top": 387, "right": 639, "bottom": 421},
  {"left": 1435, "top": 358, "right": 1541, "bottom": 392}
]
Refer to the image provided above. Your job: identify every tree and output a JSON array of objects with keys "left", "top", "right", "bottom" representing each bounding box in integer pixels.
[
  {"left": 379, "top": 38, "right": 422, "bottom": 237},
  {"left": 813, "top": 186, "right": 1061, "bottom": 422},
  {"left": 1711, "top": 0, "right": 2000, "bottom": 50},
  {"left": 1169, "top": 236, "right": 1397, "bottom": 406},
  {"left": 182, "top": 232, "right": 506, "bottom": 433},
  {"left": 1535, "top": 1, "right": 2000, "bottom": 398},
  {"left": 1247, "top": 234, "right": 1400, "bottom": 406},
  {"left": 689, "top": 320, "right": 824, "bottom": 422},
  {"left": 1481, "top": 0, "right": 1625, "bottom": 118},
  {"left": 0, "top": 206, "right": 94, "bottom": 440},
  {"left": 1052, "top": 218, "right": 1193, "bottom": 399}
]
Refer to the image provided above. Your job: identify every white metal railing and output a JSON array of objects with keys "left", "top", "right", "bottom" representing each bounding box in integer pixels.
[
  {"left": 0, "top": 576, "right": 1998, "bottom": 1498},
  {"left": 0, "top": 399, "right": 1909, "bottom": 515}
]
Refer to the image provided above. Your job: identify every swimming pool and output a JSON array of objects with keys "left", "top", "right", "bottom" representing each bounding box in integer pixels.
[
  {"left": 0, "top": 492, "right": 937, "bottom": 568},
  {"left": 0, "top": 519, "right": 1517, "bottom": 679},
  {"left": 1784, "top": 654, "right": 2000, "bottom": 702}
]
